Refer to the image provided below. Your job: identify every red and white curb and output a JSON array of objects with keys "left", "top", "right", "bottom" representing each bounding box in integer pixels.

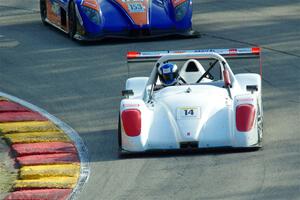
[{"left": 0, "top": 91, "right": 90, "bottom": 200}]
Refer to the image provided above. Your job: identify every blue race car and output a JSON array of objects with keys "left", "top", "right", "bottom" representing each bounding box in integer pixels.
[{"left": 40, "top": 0, "right": 198, "bottom": 40}]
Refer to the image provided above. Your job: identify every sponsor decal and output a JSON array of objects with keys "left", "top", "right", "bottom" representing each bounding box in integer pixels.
[
  {"left": 114, "top": 0, "right": 149, "bottom": 26},
  {"left": 128, "top": 3, "right": 145, "bottom": 13},
  {"left": 123, "top": 104, "right": 140, "bottom": 107},
  {"left": 141, "top": 51, "right": 168, "bottom": 56},
  {"left": 162, "top": 68, "right": 171, "bottom": 73},
  {"left": 237, "top": 98, "right": 254, "bottom": 102},
  {"left": 229, "top": 48, "right": 238, "bottom": 55}
]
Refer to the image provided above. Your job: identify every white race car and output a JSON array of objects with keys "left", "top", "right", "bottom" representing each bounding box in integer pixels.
[{"left": 118, "top": 47, "right": 263, "bottom": 154}]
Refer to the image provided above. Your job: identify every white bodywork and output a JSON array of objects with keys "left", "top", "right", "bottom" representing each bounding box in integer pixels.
[{"left": 119, "top": 51, "right": 263, "bottom": 152}]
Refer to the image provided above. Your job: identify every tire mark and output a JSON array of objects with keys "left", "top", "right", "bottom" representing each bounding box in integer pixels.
[{"left": 202, "top": 33, "right": 300, "bottom": 58}]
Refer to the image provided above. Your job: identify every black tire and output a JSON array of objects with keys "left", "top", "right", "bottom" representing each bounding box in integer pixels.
[
  {"left": 118, "top": 115, "right": 122, "bottom": 150},
  {"left": 118, "top": 115, "right": 125, "bottom": 158},
  {"left": 256, "top": 103, "right": 263, "bottom": 148},
  {"left": 68, "top": 1, "right": 77, "bottom": 39},
  {"left": 40, "top": 0, "right": 47, "bottom": 25}
]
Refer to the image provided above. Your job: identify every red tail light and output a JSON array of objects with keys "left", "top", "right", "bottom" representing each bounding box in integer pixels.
[
  {"left": 251, "top": 47, "right": 261, "bottom": 54},
  {"left": 127, "top": 51, "right": 141, "bottom": 59},
  {"left": 121, "top": 109, "right": 141, "bottom": 137},
  {"left": 236, "top": 104, "right": 256, "bottom": 132}
]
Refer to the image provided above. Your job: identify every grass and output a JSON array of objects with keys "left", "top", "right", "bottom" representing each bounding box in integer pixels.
[{"left": 0, "top": 138, "right": 17, "bottom": 199}]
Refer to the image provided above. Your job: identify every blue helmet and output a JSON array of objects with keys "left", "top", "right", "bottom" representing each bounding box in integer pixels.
[{"left": 158, "top": 63, "right": 179, "bottom": 86}]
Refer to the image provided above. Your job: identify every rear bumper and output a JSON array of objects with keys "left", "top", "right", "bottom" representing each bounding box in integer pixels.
[
  {"left": 121, "top": 140, "right": 262, "bottom": 154},
  {"left": 119, "top": 145, "right": 261, "bottom": 157}
]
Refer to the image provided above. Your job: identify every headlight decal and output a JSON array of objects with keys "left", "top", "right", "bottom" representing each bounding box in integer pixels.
[
  {"left": 81, "top": 6, "right": 101, "bottom": 25},
  {"left": 175, "top": 0, "right": 189, "bottom": 22},
  {"left": 80, "top": 0, "right": 101, "bottom": 25},
  {"left": 82, "top": 0, "right": 99, "bottom": 11}
]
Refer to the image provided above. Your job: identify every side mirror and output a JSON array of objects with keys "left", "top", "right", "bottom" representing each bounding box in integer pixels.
[
  {"left": 223, "top": 69, "right": 231, "bottom": 87},
  {"left": 122, "top": 90, "right": 134, "bottom": 98}
]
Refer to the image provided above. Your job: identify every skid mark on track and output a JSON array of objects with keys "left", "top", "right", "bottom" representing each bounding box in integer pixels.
[
  {"left": 202, "top": 33, "right": 300, "bottom": 58},
  {"left": 0, "top": 35, "right": 19, "bottom": 48}
]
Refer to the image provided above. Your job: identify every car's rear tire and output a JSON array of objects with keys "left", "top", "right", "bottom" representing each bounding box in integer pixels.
[
  {"left": 40, "top": 0, "right": 47, "bottom": 25},
  {"left": 117, "top": 114, "right": 125, "bottom": 158},
  {"left": 118, "top": 115, "right": 122, "bottom": 149},
  {"left": 68, "top": 1, "right": 77, "bottom": 39}
]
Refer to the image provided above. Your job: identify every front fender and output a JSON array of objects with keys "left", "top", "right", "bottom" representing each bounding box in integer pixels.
[
  {"left": 120, "top": 99, "right": 152, "bottom": 152},
  {"left": 233, "top": 94, "right": 259, "bottom": 147}
]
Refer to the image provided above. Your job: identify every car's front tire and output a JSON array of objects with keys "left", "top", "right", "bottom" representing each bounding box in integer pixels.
[
  {"left": 40, "top": 0, "right": 47, "bottom": 25},
  {"left": 257, "top": 105, "right": 263, "bottom": 146},
  {"left": 68, "top": 1, "right": 77, "bottom": 39}
]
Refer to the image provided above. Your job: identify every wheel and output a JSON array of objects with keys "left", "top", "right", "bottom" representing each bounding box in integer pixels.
[
  {"left": 117, "top": 114, "right": 126, "bottom": 158},
  {"left": 257, "top": 103, "right": 263, "bottom": 147},
  {"left": 118, "top": 115, "right": 122, "bottom": 149},
  {"left": 68, "top": 1, "right": 77, "bottom": 39},
  {"left": 40, "top": 0, "right": 47, "bottom": 25}
]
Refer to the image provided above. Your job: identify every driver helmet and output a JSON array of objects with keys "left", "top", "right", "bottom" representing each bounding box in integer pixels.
[{"left": 158, "top": 63, "right": 179, "bottom": 86}]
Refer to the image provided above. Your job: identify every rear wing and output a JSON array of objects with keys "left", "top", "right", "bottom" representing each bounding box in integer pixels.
[
  {"left": 126, "top": 47, "right": 262, "bottom": 76},
  {"left": 127, "top": 47, "right": 261, "bottom": 62}
]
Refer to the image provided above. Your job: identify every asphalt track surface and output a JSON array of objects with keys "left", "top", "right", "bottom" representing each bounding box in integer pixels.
[{"left": 0, "top": 1, "right": 299, "bottom": 200}]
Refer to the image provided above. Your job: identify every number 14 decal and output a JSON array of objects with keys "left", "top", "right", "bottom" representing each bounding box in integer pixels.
[
  {"left": 184, "top": 109, "right": 194, "bottom": 116},
  {"left": 177, "top": 107, "right": 200, "bottom": 119}
]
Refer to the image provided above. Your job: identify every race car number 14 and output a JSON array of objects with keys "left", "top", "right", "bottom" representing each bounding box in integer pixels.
[{"left": 177, "top": 107, "right": 200, "bottom": 119}]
